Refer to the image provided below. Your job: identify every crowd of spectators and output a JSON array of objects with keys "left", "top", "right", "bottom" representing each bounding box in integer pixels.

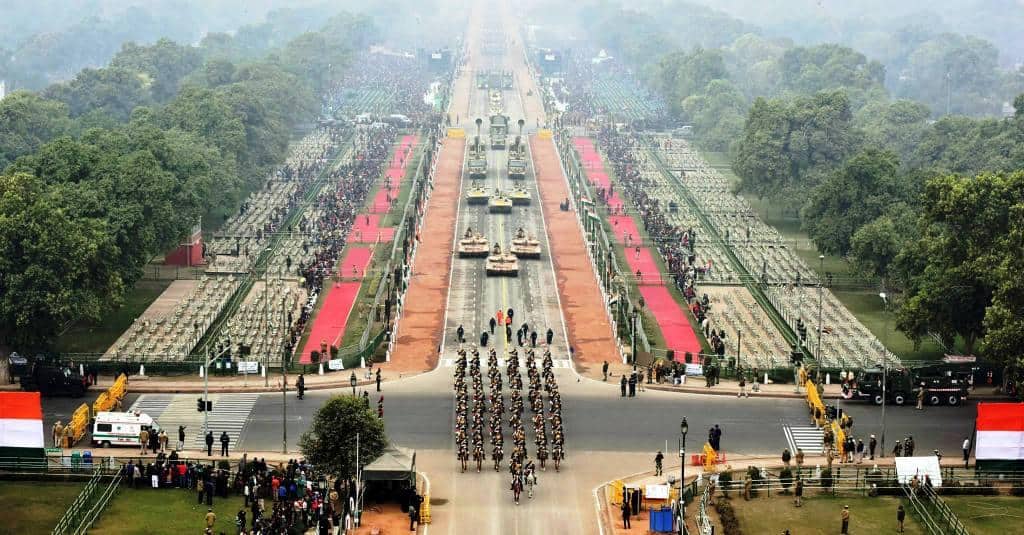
[{"left": 325, "top": 51, "right": 442, "bottom": 126}]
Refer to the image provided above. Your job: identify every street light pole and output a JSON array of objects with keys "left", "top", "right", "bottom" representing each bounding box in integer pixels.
[
  {"left": 282, "top": 304, "right": 288, "bottom": 455},
  {"left": 736, "top": 329, "right": 742, "bottom": 372},
  {"left": 816, "top": 255, "right": 825, "bottom": 362},
  {"left": 879, "top": 292, "right": 889, "bottom": 458},
  {"left": 679, "top": 417, "right": 688, "bottom": 535}
]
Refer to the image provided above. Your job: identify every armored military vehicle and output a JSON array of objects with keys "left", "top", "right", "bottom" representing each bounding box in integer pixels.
[
  {"left": 485, "top": 243, "right": 519, "bottom": 276},
  {"left": 489, "top": 114, "right": 509, "bottom": 149},
  {"left": 468, "top": 118, "right": 487, "bottom": 179},
  {"left": 457, "top": 227, "right": 489, "bottom": 257},
  {"left": 511, "top": 228, "right": 541, "bottom": 258}
]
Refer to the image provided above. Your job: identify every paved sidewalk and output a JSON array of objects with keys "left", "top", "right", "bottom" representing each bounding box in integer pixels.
[
  {"left": 0, "top": 365, "right": 412, "bottom": 395},
  {"left": 588, "top": 361, "right": 1007, "bottom": 400}
]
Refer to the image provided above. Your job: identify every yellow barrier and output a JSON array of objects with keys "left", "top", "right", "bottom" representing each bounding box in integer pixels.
[
  {"left": 702, "top": 443, "right": 718, "bottom": 472},
  {"left": 831, "top": 421, "right": 846, "bottom": 457},
  {"left": 610, "top": 480, "right": 625, "bottom": 504},
  {"left": 92, "top": 373, "right": 128, "bottom": 417},
  {"left": 805, "top": 379, "right": 826, "bottom": 426},
  {"left": 447, "top": 128, "right": 465, "bottom": 138},
  {"left": 67, "top": 404, "right": 90, "bottom": 447},
  {"left": 419, "top": 494, "right": 431, "bottom": 524},
  {"left": 537, "top": 129, "right": 553, "bottom": 139}
]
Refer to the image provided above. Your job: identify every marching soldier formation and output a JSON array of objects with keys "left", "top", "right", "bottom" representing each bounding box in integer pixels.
[{"left": 452, "top": 332, "right": 566, "bottom": 505}]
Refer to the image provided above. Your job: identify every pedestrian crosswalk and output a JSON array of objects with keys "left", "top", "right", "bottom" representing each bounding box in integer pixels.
[
  {"left": 129, "top": 393, "right": 260, "bottom": 451},
  {"left": 783, "top": 424, "right": 824, "bottom": 454},
  {"left": 441, "top": 358, "right": 572, "bottom": 369}
]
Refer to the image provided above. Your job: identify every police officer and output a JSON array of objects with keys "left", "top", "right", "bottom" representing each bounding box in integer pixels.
[
  {"left": 205, "top": 430, "right": 214, "bottom": 456},
  {"left": 489, "top": 317, "right": 496, "bottom": 334},
  {"left": 620, "top": 375, "right": 627, "bottom": 397},
  {"left": 457, "top": 324, "right": 465, "bottom": 343},
  {"left": 545, "top": 328, "right": 554, "bottom": 346},
  {"left": 297, "top": 373, "right": 305, "bottom": 400}
]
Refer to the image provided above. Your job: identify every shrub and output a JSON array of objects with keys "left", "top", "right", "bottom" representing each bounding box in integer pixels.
[
  {"left": 718, "top": 470, "right": 733, "bottom": 496},
  {"left": 779, "top": 467, "right": 794, "bottom": 494},
  {"left": 820, "top": 468, "right": 834, "bottom": 489},
  {"left": 714, "top": 496, "right": 744, "bottom": 535},
  {"left": 747, "top": 466, "right": 764, "bottom": 497}
]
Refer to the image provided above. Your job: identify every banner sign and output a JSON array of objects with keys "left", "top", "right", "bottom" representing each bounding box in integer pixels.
[
  {"left": 328, "top": 359, "right": 345, "bottom": 371},
  {"left": 237, "top": 361, "right": 259, "bottom": 374},
  {"left": 685, "top": 363, "right": 704, "bottom": 376}
]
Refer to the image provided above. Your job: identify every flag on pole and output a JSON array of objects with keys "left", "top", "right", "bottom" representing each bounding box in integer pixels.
[{"left": 976, "top": 403, "right": 1024, "bottom": 460}]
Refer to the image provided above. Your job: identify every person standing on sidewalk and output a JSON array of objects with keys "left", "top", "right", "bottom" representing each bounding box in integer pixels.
[
  {"left": 795, "top": 448, "right": 804, "bottom": 475},
  {"left": 376, "top": 369, "right": 382, "bottom": 392},
  {"left": 620, "top": 375, "right": 627, "bottom": 397},
  {"left": 602, "top": 361, "right": 609, "bottom": 381},
  {"left": 654, "top": 451, "right": 664, "bottom": 476},
  {"left": 220, "top": 431, "right": 230, "bottom": 456},
  {"left": 621, "top": 499, "right": 631, "bottom": 529},
  {"left": 841, "top": 505, "right": 850, "bottom": 534},
  {"left": 206, "top": 431, "right": 215, "bottom": 456},
  {"left": 916, "top": 384, "right": 925, "bottom": 410},
  {"left": 869, "top": 435, "right": 877, "bottom": 460},
  {"left": 139, "top": 427, "right": 149, "bottom": 455},
  {"left": 962, "top": 437, "right": 971, "bottom": 468},
  {"left": 178, "top": 425, "right": 186, "bottom": 451},
  {"left": 782, "top": 448, "right": 791, "bottom": 468},
  {"left": 297, "top": 374, "right": 305, "bottom": 400},
  {"left": 737, "top": 376, "right": 748, "bottom": 398}
]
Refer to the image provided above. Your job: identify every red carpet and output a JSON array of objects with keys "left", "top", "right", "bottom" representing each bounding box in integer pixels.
[
  {"left": 339, "top": 247, "right": 373, "bottom": 278},
  {"left": 573, "top": 136, "right": 702, "bottom": 358},
  {"left": 639, "top": 286, "right": 702, "bottom": 358},
  {"left": 375, "top": 135, "right": 419, "bottom": 213},
  {"left": 351, "top": 214, "right": 395, "bottom": 243},
  {"left": 300, "top": 281, "right": 362, "bottom": 363}
]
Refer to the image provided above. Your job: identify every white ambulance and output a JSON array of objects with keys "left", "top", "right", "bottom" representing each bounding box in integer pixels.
[{"left": 91, "top": 411, "right": 160, "bottom": 448}]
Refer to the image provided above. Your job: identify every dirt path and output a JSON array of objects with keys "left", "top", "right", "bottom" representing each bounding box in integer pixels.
[
  {"left": 530, "top": 135, "right": 619, "bottom": 373},
  {"left": 385, "top": 137, "right": 465, "bottom": 373}
]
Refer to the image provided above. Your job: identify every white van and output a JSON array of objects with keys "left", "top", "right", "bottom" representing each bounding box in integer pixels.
[{"left": 92, "top": 411, "right": 160, "bottom": 448}]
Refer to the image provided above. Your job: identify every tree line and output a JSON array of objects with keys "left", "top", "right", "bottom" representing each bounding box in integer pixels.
[
  {"left": 582, "top": 1, "right": 1024, "bottom": 379},
  {"left": 0, "top": 12, "right": 378, "bottom": 350}
]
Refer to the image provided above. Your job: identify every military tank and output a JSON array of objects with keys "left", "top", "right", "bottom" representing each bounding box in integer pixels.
[
  {"left": 488, "top": 189, "right": 513, "bottom": 213},
  {"left": 466, "top": 182, "right": 490, "bottom": 205},
  {"left": 509, "top": 185, "right": 531, "bottom": 205},
  {"left": 511, "top": 227, "right": 542, "bottom": 258},
  {"left": 457, "top": 227, "right": 489, "bottom": 257},
  {"left": 485, "top": 242, "right": 519, "bottom": 276}
]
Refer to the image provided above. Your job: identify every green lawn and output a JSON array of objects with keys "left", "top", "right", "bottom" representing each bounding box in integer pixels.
[
  {"left": 90, "top": 487, "right": 246, "bottom": 535},
  {"left": 729, "top": 494, "right": 924, "bottom": 535},
  {"left": 0, "top": 481, "right": 84, "bottom": 535},
  {"left": 55, "top": 280, "right": 171, "bottom": 354},
  {"left": 944, "top": 496, "right": 1024, "bottom": 535}
]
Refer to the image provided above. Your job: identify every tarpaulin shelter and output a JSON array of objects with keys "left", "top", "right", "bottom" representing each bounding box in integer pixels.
[{"left": 362, "top": 445, "right": 416, "bottom": 483}]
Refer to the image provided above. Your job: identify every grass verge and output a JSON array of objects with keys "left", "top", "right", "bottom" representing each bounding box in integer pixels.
[
  {"left": 943, "top": 496, "right": 1024, "bottom": 535},
  {"left": 55, "top": 280, "right": 172, "bottom": 354},
  {"left": 728, "top": 494, "right": 923, "bottom": 535},
  {"left": 90, "top": 487, "right": 244, "bottom": 535},
  {"left": 0, "top": 481, "right": 84, "bottom": 535}
]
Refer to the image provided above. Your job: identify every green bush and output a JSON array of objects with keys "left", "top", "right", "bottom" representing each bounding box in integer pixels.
[
  {"left": 779, "top": 467, "right": 794, "bottom": 494},
  {"left": 820, "top": 468, "right": 834, "bottom": 489},
  {"left": 714, "top": 496, "right": 744, "bottom": 535},
  {"left": 718, "top": 470, "right": 733, "bottom": 496}
]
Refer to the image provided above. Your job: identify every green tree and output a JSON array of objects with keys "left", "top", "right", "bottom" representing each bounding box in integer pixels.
[
  {"left": 896, "top": 172, "right": 1024, "bottom": 353},
  {"left": 0, "top": 173, "right": 123, "bottom": 349},
  {"left": 0, "top": 91, "right": 73, "bottom": 171},
  {"left": 801, "top": 149, "right": 904, "bottom": 255},
  {"left": 110, "top": 39, "right": 204, "bottom": 102},
  {"left": 299, "top": 395, "right": 387, "bottom": 479},
  {"left": 44, "top": 66, "right": 153, "bottom": 121},
  {"left": 849, "top": 212, "right": 917, "bottom": 283}
]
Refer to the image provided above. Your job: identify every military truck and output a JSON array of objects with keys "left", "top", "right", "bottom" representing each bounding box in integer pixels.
[
  {"left": 476, "top": 71, "right": 489, "bottom": 89},
  {"left": 468, "top": 118, "right": 487, "bottom": 179},
  {"left": 507, "top": 119, "right": 527, "bottom": 179},
  {"left": 489, "top": 114, "right": 509, "bottom": 149},
  {"left": 502, "top": 71, "right": 514, "bottom": 89},
  {"left": 849, "top": 365, "right": 968, "bottom": 406},
  {"left": 20, "top": 360, "right": 88, "bottom": 397}
]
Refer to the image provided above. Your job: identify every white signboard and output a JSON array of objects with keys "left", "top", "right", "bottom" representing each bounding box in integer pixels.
[
  {"left": 544, "top": 54, "right": 556, "bottom": 61},
  {"left": 431, "top": 53, "right": 442, "bottom": 59},
  {"left": 685, "top": 363, "right": 704, "bottom": 376},
  {"left": 645, "top": 484, "right": 670, "bottom": 499},
  {"left": 895, "top": 456, "right": 943, "bottom": 487},
  {"left": 328, "top": 359, "right": 345, "bottom": 371},
  {"left": 237, "top": 361, "right": 259, "bottom": 374}
]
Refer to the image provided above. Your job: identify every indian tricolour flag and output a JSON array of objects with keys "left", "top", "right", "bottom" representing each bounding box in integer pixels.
[
  {"left": 976, "top": 402, "right": 1024, "bottom": 460},
  {"left": 0, "top": 391, "right": 45, "bottom": 458}
]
